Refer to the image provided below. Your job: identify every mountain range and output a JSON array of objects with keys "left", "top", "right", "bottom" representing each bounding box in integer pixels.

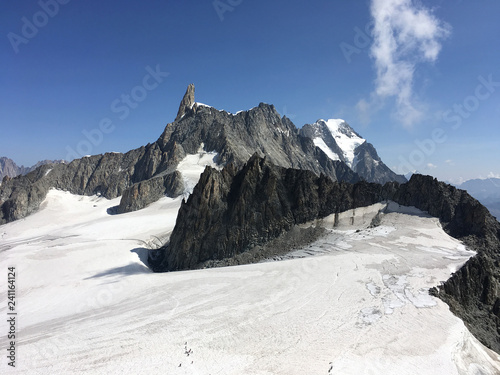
[
  {"left": 1, "top": 84, "right": 500, "bottom": 365},
  {"left": 0, "top": 157, "right": 65, "bottom": 182},
  {"left": 0, "top": 84, "right": 404, "bottom": 225}
]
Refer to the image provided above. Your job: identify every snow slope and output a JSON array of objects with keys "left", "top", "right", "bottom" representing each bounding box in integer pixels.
[
  {"left": 176, "top": 144, "right": 221, "bottom": 195},
  {"left": 1, "top": 192, "right": 500, "bottom": 374},
  {"left": 312, "top": 137, "right": 340, "bottom": 161}
]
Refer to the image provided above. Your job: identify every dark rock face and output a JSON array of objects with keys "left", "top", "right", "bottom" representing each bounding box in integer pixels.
[
  {"left": 353, "top": 142, "right": 407, "bottom": 184},
  {"left": 149, "top": 154, "right": 386, "bottom": 272},
  {"left": 150, "top": 162, "right": 500, "bottom": 353},
  {"left": 456, "top": 178, "right": 500, "bottom": 220},
  {"left": 0, "top": 143, "right": 180, "bottom": 224},
  {"left": 158, "top": 101, "right": 360, "bottom": 184}
]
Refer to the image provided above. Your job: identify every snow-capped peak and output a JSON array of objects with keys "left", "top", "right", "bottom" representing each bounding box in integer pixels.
[{"left": 313, "top": 119, "right": 366, "bottom": 168}]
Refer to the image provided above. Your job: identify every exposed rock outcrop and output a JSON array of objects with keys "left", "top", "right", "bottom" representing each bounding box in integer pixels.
[
  {"left": 117, "top": 171, "right": 184, "bottom": 214},
  {"left": 390, "top": 175, "right": 500, "bottom": 353},
  {"left": 157, "top": 101, "right": 360, "bottom": 183},
  {"left": 175, "top": 83, "right": 195, "bottom": 121},
  {"left": 150, "top": 160, "right": 500, "bottom": 353},
  {"left": 0, "top": 157, "right": 65, "bottom": 181},
  {"left": 149, "top": 154, "right": 387, "bottom": 272},
  {"left": 353, "top": 142, "right": 407, "bottom": 184},
  {"left": 0, "top": 143, "right": 181, "bottom": 224}
]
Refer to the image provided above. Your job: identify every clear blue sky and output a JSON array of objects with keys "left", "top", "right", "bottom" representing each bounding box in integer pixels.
[{"left": 1, "top": 0, "right": 499, "bottom": 183}]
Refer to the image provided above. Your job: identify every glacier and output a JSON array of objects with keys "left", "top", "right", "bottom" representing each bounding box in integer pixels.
[{"left": 1, "top": 189, "right": 499, "bottom": 374}]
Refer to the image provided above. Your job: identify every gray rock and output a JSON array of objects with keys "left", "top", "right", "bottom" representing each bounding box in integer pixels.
[
  {"left": 0, "top": 157, "right": 65, "bottom": 181},
  {"left": 117, "top": 171, "right": 184, "bottom": 214},
  {"left": 175, "top": 83, "right": 195, "bottom": 122},
  {"left": 353, "top": 142, "right": 407, "bottom": 184},
  {"left": 149, "top": 154, "right": 385, "bottom": 272},
  {"left": 149, "top": 162, "right": 500, "bottom": 354}
]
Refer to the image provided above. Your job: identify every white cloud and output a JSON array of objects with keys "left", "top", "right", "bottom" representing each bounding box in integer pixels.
[
  {"left": 426, "top": 163, "right": 437, "bottom": 169},
  {"left": 361, "top": 0, "right": 451, "bottom": 128},
  {"left": 487, "top": 172, "right": 500, "bottom": 179}
]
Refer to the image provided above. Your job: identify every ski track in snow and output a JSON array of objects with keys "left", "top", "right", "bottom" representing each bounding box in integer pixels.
[{"left": 1, "top": 193, "right": 500, "bottom": 374}]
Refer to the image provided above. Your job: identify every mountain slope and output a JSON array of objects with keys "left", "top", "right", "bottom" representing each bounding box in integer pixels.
[
  {"left": 0, "top": 84, "right": 359, "bottom": 224},
  {"left": 300, "top": 119, "right": 406, "bottom": 184},
  {"left": 0, "top": 157, "right": 65, "bottom": 182},
  {"left": 149, "top": 154, "right": 383, "bottom": 272},
  {"left": 156, "top": 85, "right": 358, "bottom": 183},
  {"left": 156, "top": 156, "right": 500, "bottom": 353}
]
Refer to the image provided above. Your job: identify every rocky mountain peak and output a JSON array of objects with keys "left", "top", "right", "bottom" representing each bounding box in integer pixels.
[
  {"left": 300, "top": 119, "right": 406, "bottom": 184},
  {"left": 175, "top": 83, "right": 195, "bottom": 121}
]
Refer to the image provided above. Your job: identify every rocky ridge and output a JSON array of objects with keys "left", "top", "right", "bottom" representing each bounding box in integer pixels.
[
  {"left": 151, "top": 155, "right": 500, "bottom": 352},
  {"left": 0, "top": 157, "right": 65, "bottom": 182},
  {"left": 149, "top": 154, "right": 384, "bottom": 272}
]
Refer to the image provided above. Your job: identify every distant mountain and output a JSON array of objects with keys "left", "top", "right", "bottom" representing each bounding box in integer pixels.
[
  {"left": 0, "top": 157, "right": 65, "bottom": 182},
  {"left": 456, "top": 178, "right": 500, "bottom": 219},
  {"left": 300, "top": 119, "right": 406, "bottom": 184},
  {"left": 0, "top": 157, "right": 21, "bottom": 181}
]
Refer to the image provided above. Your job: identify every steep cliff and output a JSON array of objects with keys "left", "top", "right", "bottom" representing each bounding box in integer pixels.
[{"left": 149, "top": 154, "right": 388, "bottom": 272}]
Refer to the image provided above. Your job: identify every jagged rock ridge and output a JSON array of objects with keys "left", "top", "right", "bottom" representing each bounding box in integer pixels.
[
  {"left": 149, "top": 154, "right": 385, "bottom": 272},
  {"left": 0, "top": 157, "right": 65, "bottom": 182},
  {"left": 0, "top": 145, "right": 185, "bottom": 224},
  {"left": 152, "top": 156, "right": 500, "bottom": 353}
]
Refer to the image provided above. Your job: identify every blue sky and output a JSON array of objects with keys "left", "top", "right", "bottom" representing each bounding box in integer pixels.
[{"left": 1, "top": 0, "right": 499, "bottom": 183}]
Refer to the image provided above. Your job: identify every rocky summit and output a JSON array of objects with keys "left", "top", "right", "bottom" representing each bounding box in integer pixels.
[
  {"left": 300, "top": 119, "right": 407, "bottom": 184},
  {"left": 0, "top": 84, "right": 372, "bottom": 224}
]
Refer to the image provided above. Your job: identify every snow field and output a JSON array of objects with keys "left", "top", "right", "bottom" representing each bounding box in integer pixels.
[{"left": 0, "top": 188, "right": 499, "bottom": 373}]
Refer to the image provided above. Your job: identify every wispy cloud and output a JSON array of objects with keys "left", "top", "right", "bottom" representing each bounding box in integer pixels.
[{"left": 359, "top": 0, "right": 451, "bottom": 128}]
